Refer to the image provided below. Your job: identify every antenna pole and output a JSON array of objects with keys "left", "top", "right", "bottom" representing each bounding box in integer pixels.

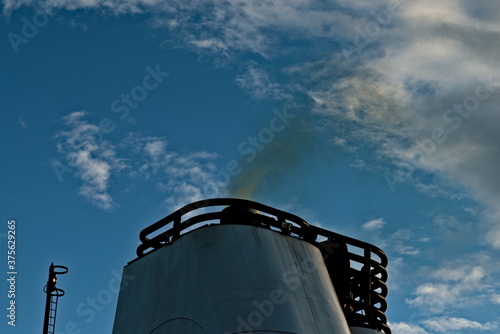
[{"left": 42, "top": 263, "right": 68, "bottom": 334}]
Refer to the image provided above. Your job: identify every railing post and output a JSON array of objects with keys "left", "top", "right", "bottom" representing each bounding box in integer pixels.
[
  {"left": 364, "top": 247, "right": 373, "bottom": 326},
  {"left": 172, "top": 214, "right": 181, "bottom": 241}
]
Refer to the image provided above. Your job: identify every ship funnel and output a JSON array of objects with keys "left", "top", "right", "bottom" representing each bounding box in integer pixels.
[{"left": 112, "top": 198, "right": 391, "bottom": 334}]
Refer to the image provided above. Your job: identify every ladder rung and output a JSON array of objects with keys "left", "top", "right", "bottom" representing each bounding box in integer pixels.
[{"left": 47, "top": 297, "right": 59, "bottom": 334}]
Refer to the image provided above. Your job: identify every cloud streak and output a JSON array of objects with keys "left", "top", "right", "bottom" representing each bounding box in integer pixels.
[
  {"left": 389, "top": 322, "right": 430, "bottom": 334},
  {"left": 286, "top": 2, "right": 500, "bottom": 251},
  {"left": 405, "top": 253, "right": 500, "bottom": 330},
  {"left": 123, "top": 133, "right": 223, "bottom": 210},
  {"left": 53, "top": 111, "right": 125, "bottom": 210},
  {"left": 53, "top": 114, "right": 222, "bottom": 211},
  {"left": 422, "top": 317, "right": 497, "bottom": 333},
  {"left": 362, "top": 217, "right": 386, "bottom": 231},
  {"left": 32, "top": 0, "right": 500, "bottom": 251}
]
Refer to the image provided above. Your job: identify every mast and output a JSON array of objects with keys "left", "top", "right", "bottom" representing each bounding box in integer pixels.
[{"left": 42, "top": 263, "right": 68, "bottom": 334}]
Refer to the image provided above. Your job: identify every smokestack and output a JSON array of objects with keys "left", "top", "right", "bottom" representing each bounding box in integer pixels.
[{"left": 112, "top": 198, "right": 390, "bottom": 334}]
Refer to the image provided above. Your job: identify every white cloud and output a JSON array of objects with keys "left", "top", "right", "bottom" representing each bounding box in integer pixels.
[
  {"left": 123, "top": 133, "right": 223, "bottom": 210},
  {"left": 286, "top": 1, "right": 500, "bottom": 250},
  {"left": 422, "top": 317, "right": 497, "bottom": 332},
  {"left": 485, "top": 213, "right": 500, "bottom": 249},
  {"left": 380, "top": 228, "right": 422, "bottom": 257},
  {"left": 394, "top": 244, "right": 420, "bottom": 256},
  {"left": 3, "top": 0, "right": 163, "bottom": 14},
  {"left": 407, "top": 282, "right": 456, "bottom": 314},
  {"left": 144, "top": 139, "right": 166, "bottom": 160},
  {"left": 18, "top": 116, "right": 27, "bottom": 129},
  {"left": 432, "top": 266, "right": 486, "bottom": 285},
  {"left": 53, "top": 111, "right": 126, "bottom": 210},
  {"left": 234, "top": 62, "right": 288, "bottom": 100},
  {"left": 3, "top": 0, "right": 363, "bottom": 58},
  {"left": 491, "top": 294, "right": 500, "bottom": 305},
  {"left": 407, "top": 255, "right": 500, "bottom": 316},
  {"left": 53, "top": 116, "right": 223, "bottom": 211},
  {"left": 362, "top": 217, "right": 386, "bottom": 231},
  {"left": 389, "top": 322, "right": 430, "bottom": 334},
  {"left": 189, "top": 38, "right": 228, "bottom": 54}
]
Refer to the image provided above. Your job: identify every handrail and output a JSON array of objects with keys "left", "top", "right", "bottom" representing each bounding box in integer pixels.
[
  {"left": 313, "top": 227, "right": 390, "bottom": 334},
  {"left": 137, "top": 198, "right": 312, "bottom": 257},
  {"left": 134, "top": 198, "right": 390, "bottom": 334}
]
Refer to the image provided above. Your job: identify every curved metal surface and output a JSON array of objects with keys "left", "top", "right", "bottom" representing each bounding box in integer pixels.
[
  {"left": 149, "top": 318, "right": 207, "bottom": 334},
  {"left": 114, "top": 224, "right": 351, "bottom": 334},
  {"left": 128, "top": 198, "right": 391, "bottom": 334}
]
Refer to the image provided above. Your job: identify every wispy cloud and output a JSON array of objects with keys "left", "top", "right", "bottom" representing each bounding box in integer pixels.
[
  {"left": 377, "top": 228, "right": 423, "bottom": 259},
  {"left": 123, "top": 133, "right": 223, "bottom": 210},
  {"left": 389, "top": 322, "right": 430, "bottom": 334},
  {"left": 235, "top": 62, "right": 289, "bottom": 101},
  {"left": 18, "top": 116, "right": 27, "bottom": 129},
  {"left": 284, "top": 2, "right": 500, "bottom": 250},
  {"left": 53, "top": 116, "right": 223, "bottom": 211},
  {"left": 422, "top": 317, "right": 497, "bottom": 333},
  {"left": 53, "top": 111, "right": 126, "bottom": 210},
  {"left": 3, "top": 0, "right": 361, "bottom": 57},
  {"left": 406, "top": 253, "right": 500, "bottom": 319},
  {"left": 491, "top": 294, "right": 500, "bottom": 305},
  {"left": 362, "top": 217, "right": 386, "bottom": 231}
]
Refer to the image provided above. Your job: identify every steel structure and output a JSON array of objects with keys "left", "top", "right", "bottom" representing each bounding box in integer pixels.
[
  {"left": 42, "top": 263, "right": 68, "bottom": 334},
  {"left": 113, "top": 198, "right": 390, "bottom": 334}
]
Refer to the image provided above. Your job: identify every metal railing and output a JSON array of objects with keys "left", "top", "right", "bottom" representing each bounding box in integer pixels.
[{"left": 135, "top": 198, "right": 390, "bottom": 334}]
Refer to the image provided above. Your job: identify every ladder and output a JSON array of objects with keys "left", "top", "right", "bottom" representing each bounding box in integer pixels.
[
  {"left": 46, "top": 291, "right": 65, "bottom": 334},
  {"left": 42, "top": 263, "right": 68, "bottom": 334}
]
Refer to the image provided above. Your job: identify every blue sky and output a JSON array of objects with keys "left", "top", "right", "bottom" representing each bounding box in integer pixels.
[{"left": 1, "top": 1, "right": 500, "bottom": 333}]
